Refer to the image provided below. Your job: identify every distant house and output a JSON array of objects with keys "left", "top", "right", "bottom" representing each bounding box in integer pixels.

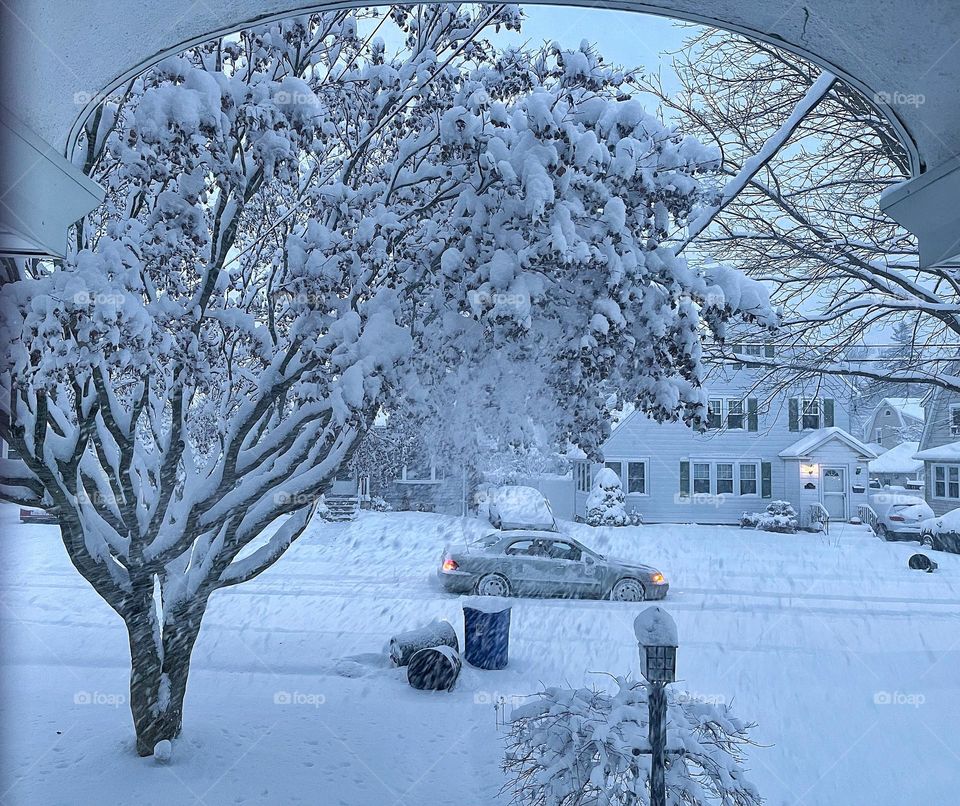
[
  {"left": 328, "top": 417, "right": 469, "bottom": 517},
  {"left": 572, "top": 367, "right": 876, "bottom": 528},
  {"left": 0, "top": 438, "right": 22, "bottom": 461},
  {"left": 868, "top": 441, "right": 923, "bottom": 489},
  {"left": 861, "top": 397, "right": 925, "bottom": 448},
  {"left": 914, "top": 387, "right": 960, "bottom": 515}
]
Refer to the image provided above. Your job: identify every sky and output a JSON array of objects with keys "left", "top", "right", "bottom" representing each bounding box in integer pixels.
[{"left": 501, "top": 5, "right": 696, "bottom": 94}]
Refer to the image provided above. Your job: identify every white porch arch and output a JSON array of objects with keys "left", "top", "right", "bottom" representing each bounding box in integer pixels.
[{"left": 1, "top": 0, "right": 958, "bottom": 262}]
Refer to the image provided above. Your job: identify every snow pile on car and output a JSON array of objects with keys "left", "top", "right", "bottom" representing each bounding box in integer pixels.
[{"left": 488, "top": 485, "right": 557, "bottom": 531}]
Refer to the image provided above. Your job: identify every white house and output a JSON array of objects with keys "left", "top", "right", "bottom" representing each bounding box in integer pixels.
[
  {"left": 867, "top": 441, "right": 924, "bottom": 489},
  {"left": 914, "top": 386, "right": 960, "bottom": 515},
  {"left": 573, "top": 368, "right": 876, "bottom": 528},
  {"left": 861, "top": 397, "right": 925, "bottom": 448}
]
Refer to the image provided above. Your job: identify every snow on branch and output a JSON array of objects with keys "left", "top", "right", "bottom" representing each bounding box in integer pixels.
[{"left": 677, "top": 71, "right": 836, "bottom": 254}]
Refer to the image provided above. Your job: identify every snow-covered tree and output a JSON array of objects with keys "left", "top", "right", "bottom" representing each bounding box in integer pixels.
[
  {"left": 641, "top": 29, "right": 960, "bottom": 395},
  {"left": 586, "top": 466, "right": 627, "bottom": 526},
  {"left": 0, "top": 8, "right": 769, "bottom": 756},
  {"left": 503, "top": 678, "right": 762, "bottom": 805}
]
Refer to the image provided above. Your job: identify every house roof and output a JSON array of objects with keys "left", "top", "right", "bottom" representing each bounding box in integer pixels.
[
  {"left": 779, "top": 427, "right": 879, "bottom": 460},
  {"left": 914, "top": 440, "right": 960, "bottom": 462},
  {"left": 869, "top": 441, "right": 923, "bottom": 474},
  {"left": 878, "top": 397, "right": 925, "bottom": 422}
]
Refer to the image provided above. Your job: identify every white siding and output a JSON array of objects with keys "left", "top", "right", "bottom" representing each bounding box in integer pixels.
[{"left": 573, "top": 371, "right": 860, "bottom": 525}]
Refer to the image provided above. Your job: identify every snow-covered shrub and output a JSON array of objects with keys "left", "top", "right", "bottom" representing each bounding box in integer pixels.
[
  {"left": 503, "top": 677, "right": 762, "bottom": 806},
  {"left": 586, "top": 468, "right": 628, "bottom": 526},
  {"left": 740, "top": 500, "right": 798, "bottom": 533},
  {"left": 369, "top": 496, "right": 392, "bottom": 512},
  {"left": 627, "top": 509, "right": 644, "bottom": 527}
]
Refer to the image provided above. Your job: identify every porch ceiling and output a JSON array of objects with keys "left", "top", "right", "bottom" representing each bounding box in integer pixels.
[{"left": 0, "top": 0, "right": 957, "bottom": 261}]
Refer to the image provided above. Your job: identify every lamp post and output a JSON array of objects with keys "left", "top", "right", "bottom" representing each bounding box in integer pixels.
[{"left": 634, "top": 606, "right": 678, "bottom": 806}]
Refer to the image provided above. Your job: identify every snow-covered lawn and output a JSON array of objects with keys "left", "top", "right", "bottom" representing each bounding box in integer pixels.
[{"left": 2, "top": 502, "right": 958, "bottom": 805}]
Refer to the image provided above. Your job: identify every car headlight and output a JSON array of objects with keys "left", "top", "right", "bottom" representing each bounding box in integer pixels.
[{"left": 651, "top": 572, "right": 665, "bottom": 584}]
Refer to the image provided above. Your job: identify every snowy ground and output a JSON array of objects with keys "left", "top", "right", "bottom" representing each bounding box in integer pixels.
[{"left": 2, "top": 502, "right": 958, "bottom": 805}]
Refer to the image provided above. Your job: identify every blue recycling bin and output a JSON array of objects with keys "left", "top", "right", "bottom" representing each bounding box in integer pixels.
[{"left": 463, "top": 599, "right": 511, "bottom": 670}]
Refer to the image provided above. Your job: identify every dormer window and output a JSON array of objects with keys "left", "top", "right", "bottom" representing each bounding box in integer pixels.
[
  {"left": 802, "top": 399, "right": 821, "bottom": 431},
  {"left": 733, "top": 343, "right": 775, "bottom": 358},
  {"left": 951, "top": 405, "right": 960, "bottom": 436}
]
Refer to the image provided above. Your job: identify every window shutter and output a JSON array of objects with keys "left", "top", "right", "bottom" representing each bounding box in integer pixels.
[
  {"left": 679, "top": 461, "right": 690, "bottom": 497},
  {"left": 823, "top": 398, "right": 835, "bottom": 428},
  {"left": 747, "top": 397, "right": 758, "bottom": 432},
  {"left": 761, "top": 462, "right": 772, "bottom": 498},
  {"left": 788, "top": 398, "right": 799, "bottom": 432}
]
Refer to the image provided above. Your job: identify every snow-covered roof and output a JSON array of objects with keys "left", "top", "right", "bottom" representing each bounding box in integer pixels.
[
  {"left": 913, "top": 440, "right": 960, "bottom": 462},
  {"left": 878, "top": 397, "right": 925, "bottom": 422},
  {"left": 778, "top": 427, "right": 878, "bottom": 460},
  {"left": 865, "top": 442, "right": 887, "bottom": 456},
  {"left": 869, "top": 441, "right": 923, "bottom": 474}
]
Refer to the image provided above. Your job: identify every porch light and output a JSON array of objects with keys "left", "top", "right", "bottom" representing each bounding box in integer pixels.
[
  {"left": 801, "top": 462, "right": 818, "bottom": 477},
  {"left": 634, "top": 606, "right": 678, "bottom": 684}
]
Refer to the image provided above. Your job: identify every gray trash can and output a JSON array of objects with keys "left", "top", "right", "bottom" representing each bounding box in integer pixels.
[
  {"left": 463, "top": 597, "right": 511, "bottom": 670},
  {"left": 407, "top": 646, "right": 462, "bottom": 691}
]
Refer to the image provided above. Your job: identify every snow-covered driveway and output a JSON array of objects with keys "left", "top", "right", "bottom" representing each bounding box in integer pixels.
[{"left": 2, "top": 504, "right": 958, "bottom": 805}]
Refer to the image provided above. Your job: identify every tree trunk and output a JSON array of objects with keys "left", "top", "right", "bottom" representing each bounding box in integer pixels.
[{"left": 125, "top": 580, "right": 206, "bottom": 757}]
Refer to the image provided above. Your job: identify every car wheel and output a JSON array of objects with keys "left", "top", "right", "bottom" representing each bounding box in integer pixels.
[
  {"left": 477, "top": 573, "right": 511, "bottom": 597},
  {"left": 610, "top": 578, "right": 645, "bottom": 602},
  {"left": 877, "top": 524, "right": 890, "bottom": 541}
]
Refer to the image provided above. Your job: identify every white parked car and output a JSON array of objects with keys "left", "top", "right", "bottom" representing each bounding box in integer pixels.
[
  {"left": 868, "top": 490, "right": 934, "bottom": 541},
  {"left": 486, "top": 485, "right": 557, "bottom": 531}
]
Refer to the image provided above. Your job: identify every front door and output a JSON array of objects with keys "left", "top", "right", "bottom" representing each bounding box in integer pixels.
[
  {"left": 330, "top": 464, "right": 356, "bottom": 495},
  {"left": 822, "top": 467, "right": 847, "bottom": 520}
]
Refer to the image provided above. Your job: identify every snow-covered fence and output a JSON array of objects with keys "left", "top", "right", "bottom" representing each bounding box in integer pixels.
[
  {"left": 809, "top": 502, "right": 831, "bottom": 534},
  {"left": 858, "top": 503, "right": 879, "bottom": 534}
]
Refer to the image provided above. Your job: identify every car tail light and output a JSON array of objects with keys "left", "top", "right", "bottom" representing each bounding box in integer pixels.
[
  {"left": 889, "top": 515, "right": 905, "bottom": 522},
  {"left": 442, "top": 558, "right": 458, "bottom": 572},
  {"left": 20, "top": 508, "right": 32, "bottom": 518}
]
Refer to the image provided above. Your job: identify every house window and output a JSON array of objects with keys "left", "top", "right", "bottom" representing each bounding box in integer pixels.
[
  {"left": 739, "top": 463, "right": 758, "bottom": 495},
  {"left": 400, "top": 457, "right": 440, "bottom": 482},
  {"left": 716, "top": 463, "right": 734, "bottom": 494},
  {"left": 576, "top": 463, "right": 592, "bottom": 493},
  {"left": 802, "top": 399, "right": 821, "bottom": 430},
  {"left": 933, "top": 465, "right": 960, "bottom": 499},
  {"left": 727, "top": 400, "right": 745, "bottom": 430},
  {"left": 605, "top": 461, "right": 622, "bottom": 482},
  {"left": 689, "top": 459, "right": 761, "bottom": 497},
  {"left": 707, "top": 399, "right": 723, "bottom": 430},
  {"left": 875, "top": 428, "right": 883, "bottom": 446},
  {"left": 627, "top": 461, "right": 647, "bottom": 495},
  {"left": 693, "top": 463, "right": 711, "bottom": 494},
  {"left": 951, "top": 406, "right": 960, "bottom": 436},
  {"left": 4, "top": 443, "right": 22, "bottom": 461}
]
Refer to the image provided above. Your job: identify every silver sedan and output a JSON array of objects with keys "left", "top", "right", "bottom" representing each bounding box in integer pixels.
[{"left": 437, "top": 530, "right": 668, "bottom": 602}]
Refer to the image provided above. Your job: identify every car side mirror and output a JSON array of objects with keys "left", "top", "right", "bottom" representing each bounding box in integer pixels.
[{"left": 584, "top": 555, "right": 595, "bottom": 565}]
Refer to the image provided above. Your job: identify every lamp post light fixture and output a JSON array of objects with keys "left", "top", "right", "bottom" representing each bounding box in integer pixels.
[{"left": 634, "top": 606, "right": 678, "bottom": 806}]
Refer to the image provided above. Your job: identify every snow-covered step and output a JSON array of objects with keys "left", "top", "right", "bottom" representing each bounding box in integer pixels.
[{"left": 323, "top": 494, "right": 359, "bottom": 521}]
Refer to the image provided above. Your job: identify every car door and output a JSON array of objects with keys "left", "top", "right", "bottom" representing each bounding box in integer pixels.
[
  {"left": 501, "top": 539, "right": 550, "bottom": 595},
  {"left": 539, "top": 540, "right": 604, "bottom": 598}
]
